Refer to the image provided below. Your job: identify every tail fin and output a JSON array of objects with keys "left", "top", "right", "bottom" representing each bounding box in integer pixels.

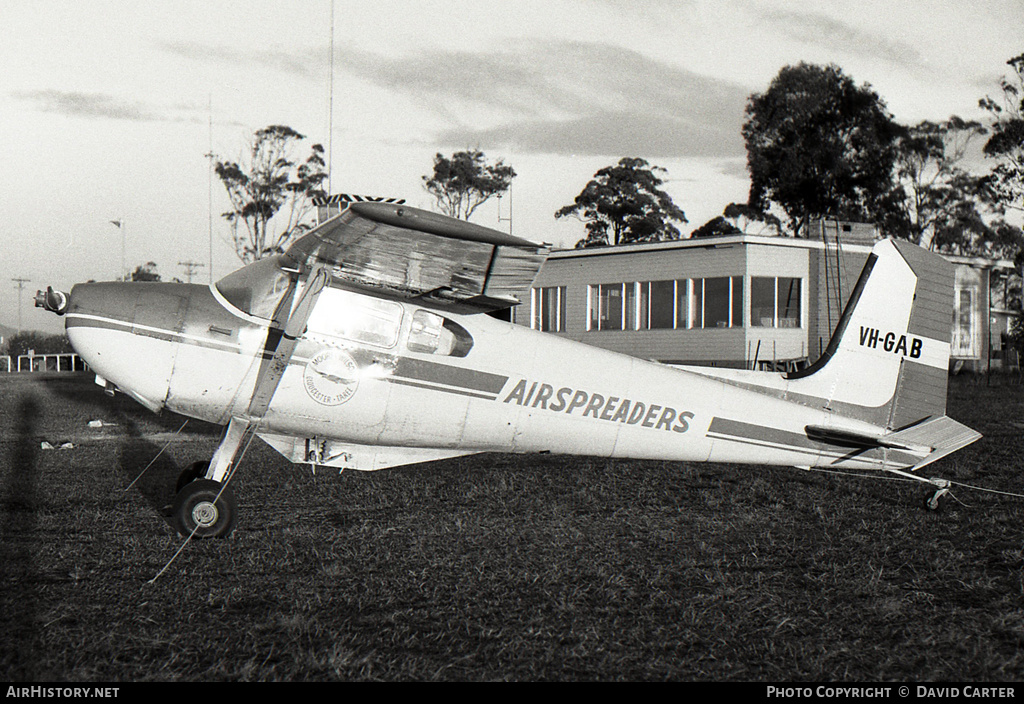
[{"left": 787, "top": 238, "right": 953, "bottom": 430}]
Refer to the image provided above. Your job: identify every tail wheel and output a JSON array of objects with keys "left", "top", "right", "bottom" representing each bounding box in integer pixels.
[
  {"left": 172, "top": 479, "right": 237, "bottom": 539},
  {"left": 924, "top": 487, "right": 950, "bottom": 512}
]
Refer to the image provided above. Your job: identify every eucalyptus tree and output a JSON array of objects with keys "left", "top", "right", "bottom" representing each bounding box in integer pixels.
[
  {"left": 742, "top": 63, "right": 902, "bottom": 236},
  {"left": 979, "top": 52, "right": 1024, "bottom": 216},
  {"left": 879, "top": 117, "right": 988, "bottom": 249},
  {"left": 422, "top": 150, "right": 515, "bottom": 220},
  {"left": 556, "top": 157, "right": 687, "bottom": 248},
  {"left": 215, "top": 125, "right": 328, "bottom": 263}
]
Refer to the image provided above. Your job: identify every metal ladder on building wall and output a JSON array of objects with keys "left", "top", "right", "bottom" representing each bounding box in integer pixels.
[{"left": 819, "top": 220, "right": 846, "bottom": 344}]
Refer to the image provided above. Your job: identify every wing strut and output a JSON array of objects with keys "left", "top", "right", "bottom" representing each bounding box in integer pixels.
[{"left": 206, "top": 263, "right": 330, "bottom": 484}]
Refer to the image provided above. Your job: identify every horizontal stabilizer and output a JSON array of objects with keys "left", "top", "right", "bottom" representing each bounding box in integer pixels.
[
  {"left": 885, "top": 416, "right": 983, "bottom": 471},
  {"left": 805, "top": 415, "right": 983, "bottom": 474}
]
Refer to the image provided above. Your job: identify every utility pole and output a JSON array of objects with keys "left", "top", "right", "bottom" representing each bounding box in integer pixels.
[
  {"left": 11, "top": 277, "right": 29, "bottom": 333},
  {"left": 496, "top": 187, "right": 513, "bottom": 235},
  {"left": 178, "top": 260, "right": 205, "bottom": 284}
]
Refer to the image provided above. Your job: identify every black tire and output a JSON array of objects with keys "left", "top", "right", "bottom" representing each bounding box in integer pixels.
[
  {"left": 176, "top": 461, "right": 210, "bottom": 493},
  {"left": 172, "top": 479, "right": 237, "bottom": 538}
]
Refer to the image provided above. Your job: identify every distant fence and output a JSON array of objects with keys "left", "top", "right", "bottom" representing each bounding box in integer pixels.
[{"left": 1, "top": 353, "right": 87, "bottom": 373}]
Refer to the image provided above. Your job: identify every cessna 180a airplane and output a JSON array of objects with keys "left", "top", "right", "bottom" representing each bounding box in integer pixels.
[{"left": 36, "top": 199, "right": 981, "bottom": 538}]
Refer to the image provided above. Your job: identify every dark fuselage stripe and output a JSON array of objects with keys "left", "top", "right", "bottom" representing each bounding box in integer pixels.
[
  {"left": 708, "top": 417, "right": 816, "bottom": 452},
  {"left": 706, "top": 416, "right": 920, "bottom": 465},
  {"left": 389, "top": 377, "right": 498, "bottom": 400},
  {"left": 394, "top": 356, "right": 507, "bottom": 395},
  {"left": 67, "top": 315, "right": 126, "bottom": 332},
  {"left": 68, "top": 314, "right": 239, "bottom": 355}
]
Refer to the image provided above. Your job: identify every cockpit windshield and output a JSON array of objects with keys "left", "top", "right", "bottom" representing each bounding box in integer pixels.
[{"left": 214, "top": 255, "right": 295, "bottom": 320}]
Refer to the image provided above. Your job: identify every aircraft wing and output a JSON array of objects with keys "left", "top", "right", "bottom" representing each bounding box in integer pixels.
[{"left": 285, "top": 201, "right": 551, "bottom": 313}]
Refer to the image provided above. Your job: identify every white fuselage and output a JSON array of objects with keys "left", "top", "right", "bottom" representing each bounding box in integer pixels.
[{"left": 66, "top": 280, "right": 918, "bottom": 473}]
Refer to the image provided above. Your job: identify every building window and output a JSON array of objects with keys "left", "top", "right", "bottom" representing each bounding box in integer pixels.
[
  {"left": 778, "top": 277, "right": 800, "bottom": 327},
  {"left": 590, "top": 277, "right": 744, "bottom": 331},
  {"left": 703, "top": 277, "right": 731, "bottom": 328},
  {"left": 692, "top": 276, "right": 743, "bottom": 328},
  {"left": 635, "top": 281, "right": 676, "bottom": 329},
  {"left": 624, "top": 281, "right": 638, "bottom": 331},
  {"left": 532, "top": 286, "right": 566, "bottom": 332},
  {"left": 751, "top": 277, "right": 802, "bottom": 328},
  {"left": 588, "top": 283, "right": 627, "bottom": 331},
  {"left": 675, "top": 280, "right": 690, "bottom": 329},
  {"left": 952, "top": 286, "right": 979, "bottom": 357}
]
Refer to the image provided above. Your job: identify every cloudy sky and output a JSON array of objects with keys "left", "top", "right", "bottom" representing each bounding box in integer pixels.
[{"left": 2, "top": 0, "right": 1021, "bottom": 334}]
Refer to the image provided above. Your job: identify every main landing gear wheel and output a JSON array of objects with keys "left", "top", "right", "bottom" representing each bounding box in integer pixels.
[
  {"left": 172, "top": 479, "right": 237, "bottom": 538},
  {"left": 176, "top": 461, "right": 210, "bottom": 493}
]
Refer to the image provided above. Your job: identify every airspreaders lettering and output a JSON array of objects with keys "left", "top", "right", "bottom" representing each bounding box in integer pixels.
[{"left": 502, "top": 379, "right": 694, "bottom": 433}]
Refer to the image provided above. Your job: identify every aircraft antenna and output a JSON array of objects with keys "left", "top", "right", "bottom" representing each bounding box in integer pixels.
[
  {"left": 11, "top": 277, "right": 30, "bottom": 333},
  {"left": 207, "top": 94, "right": 214, "bottom": 284},
  {"left": 327, "top": 0, "right": 335, "bottom": 193}
]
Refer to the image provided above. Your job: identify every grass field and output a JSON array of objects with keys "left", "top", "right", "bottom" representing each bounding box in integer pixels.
[{"left": 1, "top": 371, "right": 1022, "bottom": 682}]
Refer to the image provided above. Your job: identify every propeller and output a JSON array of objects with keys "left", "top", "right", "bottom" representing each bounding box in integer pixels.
[{"left": 34, "top": 286, "right": 69, "bottom": 315}]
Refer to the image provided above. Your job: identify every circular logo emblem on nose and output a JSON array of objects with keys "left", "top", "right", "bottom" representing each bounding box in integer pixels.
[{"left": 303, "top": 349, "right": 359, "bottom": 406}]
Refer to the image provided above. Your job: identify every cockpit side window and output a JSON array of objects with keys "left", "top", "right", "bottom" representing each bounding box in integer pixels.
[
  {"left": 306, "top": 288, "right": 404, "bottom": 348},
  {"left": 408, "top": 310, "right": 474, "bottom": 357}
]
